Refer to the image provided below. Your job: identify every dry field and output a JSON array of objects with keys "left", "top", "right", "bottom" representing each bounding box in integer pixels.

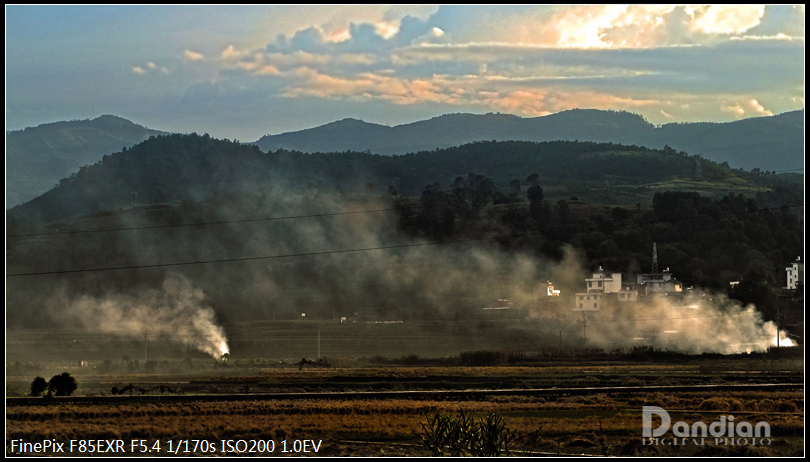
[{"left": 6, "top": 360, "right": 804, "bottom": 457}]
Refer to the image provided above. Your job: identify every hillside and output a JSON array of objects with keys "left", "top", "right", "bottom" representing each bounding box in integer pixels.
[
  {"left": 6, "top": 115, "right": 167, "bottom": 208},
  {"left": 252, "top": 109, "right": 804, "bottom": 172},
  {"left": 641, "top": 110, "right": 805, "bottom": 171},
  {"left": 6, "top": 133, "right": 770, "bottom": 229}
]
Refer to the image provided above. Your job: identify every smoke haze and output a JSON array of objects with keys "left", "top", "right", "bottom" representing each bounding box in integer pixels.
[
  {"left": 47, "top": 272, "right": 228, "bottom": 359},
  {"left": 11, "top": 187, "right": 795, "bottom": 358}
]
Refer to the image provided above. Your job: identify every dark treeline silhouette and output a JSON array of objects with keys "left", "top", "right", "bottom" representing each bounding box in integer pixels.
[{"left": 10, "top": 132, "right": 791, "bottom": 229}]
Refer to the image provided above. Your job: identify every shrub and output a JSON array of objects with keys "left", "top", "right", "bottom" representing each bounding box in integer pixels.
[{"left": 419, "top": 410, "right": 516, "bottom": 456}]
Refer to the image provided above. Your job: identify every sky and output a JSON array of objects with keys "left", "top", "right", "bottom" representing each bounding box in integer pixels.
[{"left": 5, "top": 5, "right": 805, "bottom": 141}]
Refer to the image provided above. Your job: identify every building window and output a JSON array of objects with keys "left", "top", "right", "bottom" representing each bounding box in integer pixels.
[
  {"left": 588, "top": 282, "right": 592, "bottom": 288},
  {"left": 594, "top": 303, "right": 597, "bottom": 309},
  {"left": 598, "top": 281, "right": 602, "bottom": 287},
  {"left": 579, "top": 303, "right": 583, "bottom": 309}
]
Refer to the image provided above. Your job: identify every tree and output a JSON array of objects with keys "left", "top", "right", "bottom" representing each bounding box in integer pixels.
[
  {"left": 30, "top": 377, "right": 48, "bottom": 396},
  {"left": 48, "top": 372, "right": 78, "bottom": 396},
  {"left": 527, "top": 183, "right": 546, "bottom": 224},
  {"left": 729, "top": 261, "right": 777, "bottom": 319},
  {"left": 509, "top": 178, "right": 521, "bottom": 194}
]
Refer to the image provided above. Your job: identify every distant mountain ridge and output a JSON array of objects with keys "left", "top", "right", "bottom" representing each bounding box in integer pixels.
[
  {"left": 6, "top": 115, "right": 167, "bottom": 208},
  {"left": 252, "top": 109, "right": 804, "bottom": 172}
]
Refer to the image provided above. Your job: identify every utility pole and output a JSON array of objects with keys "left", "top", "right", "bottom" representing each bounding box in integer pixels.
[
  {"left": 652, "top": 242, "right": 658, "bottom": 274},
  {"left": 581, "top": 320, "right": 589, "bottom": 342},
  {"left": 776, "top": 309, "right": 786, "bottom": 348},
  {"left": 143, "top": 332, "right": 148, "bottom": 362},
  {"left": 317, "top": 329, "right": 321, "bottom": 358}
]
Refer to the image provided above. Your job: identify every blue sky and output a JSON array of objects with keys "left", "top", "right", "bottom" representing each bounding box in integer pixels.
[{"left": 5, "top": 5, "right": 805, "bottom": 141}]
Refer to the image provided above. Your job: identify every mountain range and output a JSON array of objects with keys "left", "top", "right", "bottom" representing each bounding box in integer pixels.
[
  {"left": 252, "top": 109, "right": 804, "bottom": 172},
  {"left": 6, "top": 115, "right": 167, "bottom": 208},
  {"left": 6, "top": 109, "right": 803, "bottom": 210}
]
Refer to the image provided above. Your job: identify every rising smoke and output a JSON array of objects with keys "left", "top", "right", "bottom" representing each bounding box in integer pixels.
[
  {"left": 47, "top": 272, "right": 228, "bottom": 359},
  {"left": 575, "top": 293, "right": 794, "bottom": 354}
]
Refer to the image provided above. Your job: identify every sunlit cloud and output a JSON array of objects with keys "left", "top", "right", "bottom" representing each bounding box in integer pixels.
[
  {"left": 721, "top": 103, "right": 747, "bottom": 117},
  {"left": 221, "top": 45, "right": 249, "bottom": 61},
  {"left": 5, "top": 5, "right": 805, "bottom": 140},
  {"left": 749, "top": 98, "right": 773, "bottom": 116},
  {"left": 183, "top": 49, "right": 205, "bottom": 61},
  {"left": 693, "top": 5, "right": 765, "bottom": 35}
]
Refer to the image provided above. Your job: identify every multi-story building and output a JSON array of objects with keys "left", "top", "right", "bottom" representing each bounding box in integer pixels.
[
  {"left": 635, "top": 268, "right": 683, "bottom": 295},
  {"left": 574, "top": 267, "right": 638, "bottom": 312},
  {"left": 785, "top": 257, "right": 804, "bottom": 290}
]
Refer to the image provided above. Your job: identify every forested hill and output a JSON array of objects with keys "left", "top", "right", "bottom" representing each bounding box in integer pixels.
[
  {"left": 252, "top": 109, "right": 804, "bottom": 172},
  {"left": 7, "top": 132, "right": 778, "bottom": 229},
  {"left": 6, "top": 115, "right": 167, "bottom": 208}
]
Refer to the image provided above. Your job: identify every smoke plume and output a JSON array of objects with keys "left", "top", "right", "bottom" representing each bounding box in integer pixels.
[
  {"left": 570, "top": 292, "right": 793, "bottom": 354},
  {"left": 47, "top": 272, "right": 228, "bottom": 359}
]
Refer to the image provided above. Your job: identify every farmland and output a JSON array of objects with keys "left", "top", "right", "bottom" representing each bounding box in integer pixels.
[{"left": 6, "top": 322, "right": 804, "bottom": 457}]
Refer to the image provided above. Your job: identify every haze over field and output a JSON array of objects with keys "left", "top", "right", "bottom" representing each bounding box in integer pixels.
[{"left": 8, "top": 181, "right": 799, "bottom": 358}]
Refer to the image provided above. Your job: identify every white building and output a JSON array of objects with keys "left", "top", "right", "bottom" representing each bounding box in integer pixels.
[
  {"left": 574, "top": 292, "right": 607, "bottom": 311},
  {"left": 635, "top": 268, "right": 683, "bottom": 294},
  {"left": 546, "top": 281, "right": 561, "bottom": 297},
  {"left": 585, "top": 267, "right": 622, "bottom": 293},
  {"left": 574, "top": 267, "right": 637, "bottom": 311},
  {"left": 785, "top": 257, "right": 804, "bottom": 290}
]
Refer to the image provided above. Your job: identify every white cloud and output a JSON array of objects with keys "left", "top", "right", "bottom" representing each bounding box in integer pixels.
[
  {"left": 133, "top": 62, "right": 170, "bottom": 75},
  {"left": 694, "top": 5, "right": 765, "bottom": 35},
  {"left": 721, "top": 104, "right": 746, "bottom": 117},
  {"left": 221, "top": 45, "right": 249, "bottom": 61},
  {"left": 749, "top": 99, "right": 773, "bottom": 116},
  {"left": 183, "top": 49, "right": 205, "bottom": 61}
]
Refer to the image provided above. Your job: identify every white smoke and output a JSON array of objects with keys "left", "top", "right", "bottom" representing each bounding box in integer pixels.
[
  {"left": 575, "top": 293, "right": 794, "bottom": 354},
  {"left": 48, "top": 272, "right": 228, "bottom": 359}
]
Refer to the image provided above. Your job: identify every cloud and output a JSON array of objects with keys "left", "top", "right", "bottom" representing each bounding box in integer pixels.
[
  {"left": 183, "top": 49, "right": 205, "bottom": 61},
  {"left": 749, "top": 99, "right": 773, "bottom": 116},
  {"left": 721, "top": 101, "right": 763, "bottom": 119},
  {"left": 745, "top": 4, "right": 805, "bottom": 38},
  {"left": 34, "top": 5, "right": 798, "bottom": 139},
  {"left": 220, "top": 44, "right": 255, "bottom": 62},
  {"left": 132, "top": 62, "right": 170, "bottom": 75},
  {"left": 693, "top": 5, "right": 765, "bottom": 35}
]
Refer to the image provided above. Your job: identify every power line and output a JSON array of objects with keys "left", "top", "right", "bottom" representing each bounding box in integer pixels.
[
  {"left": 7, "top": 203, "right": 803, "bottom": 278},
  {"left": 6, "top": 207, "right": 401, "bottom": 238}
]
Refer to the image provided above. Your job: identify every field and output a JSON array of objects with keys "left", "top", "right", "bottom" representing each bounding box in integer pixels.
[{"left": 6, "top": 322, "right": 804, "bottom": 457}]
